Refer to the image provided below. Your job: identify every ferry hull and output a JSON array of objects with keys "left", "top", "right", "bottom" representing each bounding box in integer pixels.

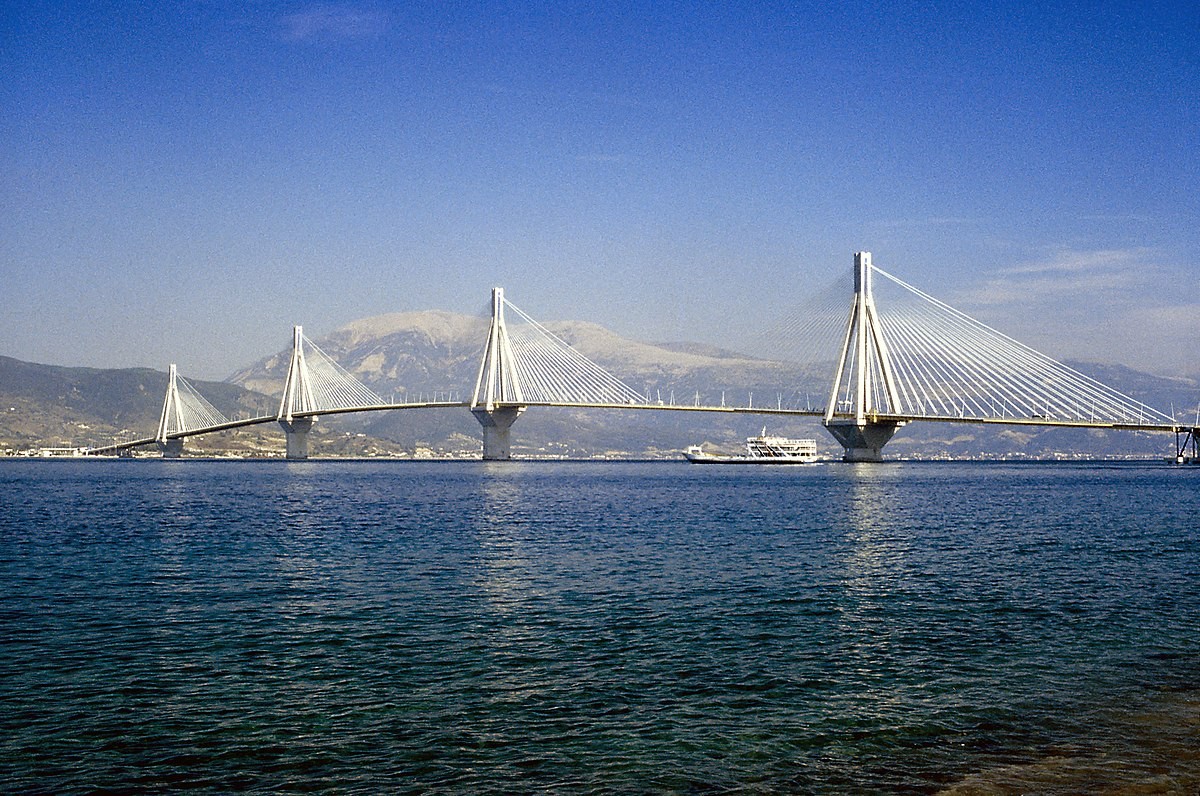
[
  {"left": 684, "top": 432, "right": 819, "bottom": 464},
  {"left": 683, "top": 452, "right": 818, "bottom": 465}
]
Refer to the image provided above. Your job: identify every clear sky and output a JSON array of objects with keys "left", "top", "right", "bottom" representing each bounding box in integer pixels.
[{"left": 3, "top": 1, "right": 1197, "bottom": 380}]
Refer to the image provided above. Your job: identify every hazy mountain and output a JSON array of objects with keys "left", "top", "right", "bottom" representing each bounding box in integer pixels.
[
  {"left": 228, "top": 311, "right": 817, "bottom": 401},
  {"left": 229, "top": 311, "right": 489, "bottom": 400},
  {"left": 4, "top": 310, "right": 1197, "bottom": 458}
]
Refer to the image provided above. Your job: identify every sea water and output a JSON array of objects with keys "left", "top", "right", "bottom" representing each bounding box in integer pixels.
[{"left": 1, "top": 459, "right": 1197, "bottom": 793}]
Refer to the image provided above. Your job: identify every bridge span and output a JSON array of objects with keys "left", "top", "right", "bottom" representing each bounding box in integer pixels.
[{"left": 84, "top": 253, "right": 1199, "bottom": 462}]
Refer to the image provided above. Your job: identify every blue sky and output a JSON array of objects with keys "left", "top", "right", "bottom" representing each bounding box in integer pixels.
[{"left": 3, "top": 1, "right": 1197, "bottom": 379}]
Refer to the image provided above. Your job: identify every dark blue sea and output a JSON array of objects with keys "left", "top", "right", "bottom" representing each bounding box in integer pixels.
[{"left": 1, "top": 459, "right": 1197, "bottom": 794}]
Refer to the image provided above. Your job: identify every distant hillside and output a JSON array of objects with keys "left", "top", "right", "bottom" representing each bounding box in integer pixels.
[
  {"left": 229, "top": 311, "right": 490, "bottom": 399},
  {"left": 228, "top": 310, "right": 809, "bottom": 398},
  {"left": 0, "top": 356, "right": 280, "bottom": 453}
]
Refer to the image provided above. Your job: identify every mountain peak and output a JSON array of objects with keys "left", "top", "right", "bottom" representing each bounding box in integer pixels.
[{"left": 330, "top": 310, "right": 486, "bottom": 347}]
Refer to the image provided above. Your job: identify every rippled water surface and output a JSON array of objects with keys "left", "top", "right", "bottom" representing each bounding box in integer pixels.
[{"left": 2, "top": 459, "right": 1198, "bottom": 793}]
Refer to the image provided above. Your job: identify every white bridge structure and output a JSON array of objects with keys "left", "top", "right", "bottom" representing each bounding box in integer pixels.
[{"left": 87, "top": 253, "right": 1199, "bottom": 463}]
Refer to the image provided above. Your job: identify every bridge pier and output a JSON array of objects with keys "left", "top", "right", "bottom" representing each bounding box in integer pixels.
[
  {"left": 278, "top": 417, "right": 314, "bottom": 459},
  {"left": 158, "top": 438, "right": 185, "bottom": 458},
  {"left": 1177, "top": 427, "right": 1199, "bottom": 464},
  {"left": 472, "top": 407, "right": 524, "bottom": 460},
  {"left": 824, "top": 420, "right": 904, "bottom": 463}
]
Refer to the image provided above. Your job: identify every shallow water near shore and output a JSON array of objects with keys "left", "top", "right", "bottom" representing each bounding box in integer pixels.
[{"left": 2, "top": 459, "right": 1197, "bottom": 793}]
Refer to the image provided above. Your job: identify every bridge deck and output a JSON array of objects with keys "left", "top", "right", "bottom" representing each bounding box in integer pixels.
[{"left": 84, "top": 400, "right": 1195, "bottom": 456}]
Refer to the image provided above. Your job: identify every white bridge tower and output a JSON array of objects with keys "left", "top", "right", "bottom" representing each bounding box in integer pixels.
[
  {"left": 823, "top": 251, "right": 906, "bottom": 461},
  {"left": 155, "top": 364, "right": 187, "bottom": 458},
  {"left": 277, "top": 325, "right": 316, "bottom": 459},
  {"left": 471, "top": 287, "right": 525, "bottom": 460}
]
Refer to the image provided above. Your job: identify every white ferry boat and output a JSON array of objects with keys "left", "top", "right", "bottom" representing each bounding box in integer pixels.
[{"left": 683, "top": 431, "right": 819, "bottom": 464}]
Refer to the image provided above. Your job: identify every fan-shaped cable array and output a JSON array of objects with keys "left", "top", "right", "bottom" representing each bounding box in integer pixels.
[
  {"left": 157, "top": 365, "right": 229, "bottom": 440},
  {"left": 855, "top": 266, "right": 1173, "bottom": 425},
  {"left": 473, "top": 291, "right": 645, "bottom": 408},
  {"left": 279, "top": 326, "right": 383, "bottom": 420}
]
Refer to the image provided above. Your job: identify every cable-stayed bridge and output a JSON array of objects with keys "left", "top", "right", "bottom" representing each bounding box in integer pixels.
[{"left": 85, "top": 253, "right": 1199, "bottom": 463}]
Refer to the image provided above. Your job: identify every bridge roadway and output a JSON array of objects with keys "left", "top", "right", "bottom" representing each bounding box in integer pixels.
[{"left": 84, "top": 399, "right": 1198, "bottom": 457}]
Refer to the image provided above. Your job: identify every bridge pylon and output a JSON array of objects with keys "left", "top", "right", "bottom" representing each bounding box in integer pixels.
[
  {"left": 156, "top": 364, "right": 186, "bottom": 458},
  {"left": 278, "top": 325, "right": 316, "bottom": 459},
  {"left": 471, "top": 287, "right": 526, "bottom": 460},
  {"left": 153, "top": 363, "right": 229, "bottom": 457},
  {"left": 823, "top": 252, "right": 906, "bottom": 461}
]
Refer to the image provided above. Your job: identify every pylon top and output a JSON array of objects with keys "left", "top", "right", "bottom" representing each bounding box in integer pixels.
[{"left": 854, "top": 251, "right": 872, "bottom": 295}]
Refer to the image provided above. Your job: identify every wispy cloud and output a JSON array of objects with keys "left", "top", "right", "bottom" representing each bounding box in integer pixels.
[
  {"left": 279, "top": 3, "right": 389, "bottom": 42},
  {"left": 872, "top": 216, "right": 984, "bottom": 230},
  {"left": 945, "top": 247, "right": 1200, "bottom": 376},
  {"left": 1000, "top": 247, "right": 1155, "bottom": 276},
  {"left": 955, "top": 248, "right": 1155, "bottom": 307}
]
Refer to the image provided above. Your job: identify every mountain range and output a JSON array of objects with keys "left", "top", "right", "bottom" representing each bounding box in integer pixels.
[{"left": 3, "top": 311, "right": 1197, "bottom": 459}]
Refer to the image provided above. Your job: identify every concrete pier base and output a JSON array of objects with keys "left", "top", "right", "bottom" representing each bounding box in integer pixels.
[
  {"left": 824, "top": 420, "right": 904, "bottom": 462},
  {"left": 278, "top": 417, "right": 315, "bottom": 460},
  {"left": 472, "top": 407, "right": 524, "bottom": 460},
  {"left": 158, "top": 438, "right": 185, "bottom": 458}
]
